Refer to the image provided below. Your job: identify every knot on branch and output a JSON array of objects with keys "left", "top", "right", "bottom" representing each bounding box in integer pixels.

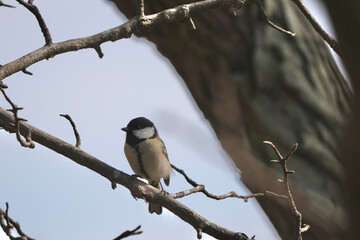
[{"left": 177, "top": 5, "right": 190, "bottom": 21}]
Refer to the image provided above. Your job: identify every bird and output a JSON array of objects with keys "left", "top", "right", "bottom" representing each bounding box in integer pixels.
[{"left": 121, "top": 117, "right": 172, "bottom": 214}]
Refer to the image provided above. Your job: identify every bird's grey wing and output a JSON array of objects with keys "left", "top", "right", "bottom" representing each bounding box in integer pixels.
[
  {"left": 159, "top": 138, "right": 169, "bottom": 161},
  {"left": 159, "top": 138, "right": 171, "bottom": 186}
]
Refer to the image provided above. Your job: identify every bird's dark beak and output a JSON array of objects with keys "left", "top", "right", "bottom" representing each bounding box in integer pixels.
[{"left": 121, "top": 127, "right": 128, "bottom": 132}]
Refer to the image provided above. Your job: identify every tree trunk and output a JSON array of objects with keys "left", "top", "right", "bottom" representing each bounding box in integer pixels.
[
  {"left": 322, "top": 1, "right": 360, "bottom": 239},
  {"left": 110, "top": 0, "right": 352, "bottom": 239}
]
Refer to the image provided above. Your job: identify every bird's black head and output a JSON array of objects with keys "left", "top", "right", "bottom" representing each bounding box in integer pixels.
[
  {"left": 122, "top": 117, "right": 155, "bottom": 132},
  {"left": 122, "top": 117, "right": 157, "bottom": 145}
]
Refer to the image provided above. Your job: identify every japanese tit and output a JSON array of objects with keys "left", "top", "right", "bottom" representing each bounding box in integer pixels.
[{"left": 121, "top": 117, "right": 172, "bottom": 215}]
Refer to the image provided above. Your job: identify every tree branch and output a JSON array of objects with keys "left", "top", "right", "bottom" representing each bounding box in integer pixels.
[
  {"left": 0, "top": 0, "right": 245, "bottom": 81},
  {"left": 290, "top": 0, "right": 340, "bottom": 56},
  {"left": 15, "top": 0, "right": 52, "bottom": 45},
  {"left": 171, "top": 164, "right": 264, "bottom": 202},
  {"left": 257, "top": 0, "right": 296, "bottom": 36},
  {"left": 60, "top": 114, "right": 81, "bottom": 148},
  {"left": 0, "top": 107, "right": 250, "bottom": 240},
  {"left": 0, "top": 202, "right": 35, "bottom": 240},
  {"left": 113, "top": 225, "right": 142, "bottom": 240},
  {"left": 264, "top": 141, "right": 310, "bottom": 240},
  {"left": 0, "top": 1, "right": 15, "bottom": 8},
  {"left": 0, "top": 87, "right": 34, "bottom": 148}
]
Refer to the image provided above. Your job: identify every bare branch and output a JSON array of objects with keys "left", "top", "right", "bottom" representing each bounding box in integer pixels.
[
  {"left": 188, "top": 17, "right": 197, "bottom": 30},
  {"left": 15, "top": 0, "right": 52, "bottom": 45},
  {"left": 263, "top": 141, "right": 283, "bottom": 160},
  {"left": 0, "top": 87, "right": 34, "bottom": 148},
  {"left": 0, "top": 107, "right": 250, "bottom": 240},
  {"left": 171, "top": 164, "right": 264, "bottom": 202},
  {"left": 21, "top": 68, "right": 33, "bottom": 75},
  {"left": 0, "top": 1, "right": 15, "bottom": 8},
  {"left": 265, "top": 190, "right": 288, "bottom": 199},
  {"left": 113, "top": 225, "right": 142, "bottom": 240},
  {"left": 264, "top": 141, "right": 309, "bottom": 239},
  {"left": 94, "top": 46, "right": 104, "bottom": 59},
  {"left": 256, "top": 0, "right": 296, "bottom": 36},
  {"left": 0, "top": 0, "right": 247, "bottom": 81},
  {"left": 60, "top": 114, "right": 81, "bottom": 148},
  {"left": 290, "top": 0, "right": 340, "bottom": 56},
  {"left": 0, "top": 202, "right": 35, "bottom": 240}
]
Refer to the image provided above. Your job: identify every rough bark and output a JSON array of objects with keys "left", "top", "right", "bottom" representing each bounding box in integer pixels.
[
  {"left": 110, "top": 0, "right": 352, "bottom": 239},
  {"left": 322, "top": 1, "right": 360, "bottom": 239}
]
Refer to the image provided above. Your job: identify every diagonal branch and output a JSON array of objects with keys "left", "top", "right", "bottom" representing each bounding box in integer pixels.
[
  {"left": 0, "top": 0, "right": 245, "bottom": 81},
  {"left": 257, "top": 0, "right": 296, "bottom": 36},
  {"left": 290, "top": 0, "right": 340, "bottom": 56},
  {"left": 0, "top": 0, "right": 15, "bottom": 8},
  {"left": 113, "top": 225, "right": 142, "bottom": 240},
  {"left": 15, "top": 0, "right": 52, "bottom": 45},
  {"left": 171, "top": 164, "right": 264, "bottom": 202},
  {"left": 0, "top": 106, "right": 249, "bottom": 240}
]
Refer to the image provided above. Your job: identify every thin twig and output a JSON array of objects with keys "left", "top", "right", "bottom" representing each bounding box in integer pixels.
[
  {"left": 113, "top": 225, "right": 142, "bottom": 240},
  {"left": 232, "top": 0, "right": 246, "bottom": 15},
  {"left": 15, "top": 0, "right": 52, "bottom": 45},
  {"left": 0, "top": 202, "right": 35, "bottom": 240},
  {"left": 188, "top": 17, "right": 197, "bottom": 30},
  {"left": 264, "top": 141, "right": 309, "bottom": 239},
  {"left": 197, "top": 228, "right": 202, "bottom": 239},
  {"left": 257, "top": 0, "right": 296, "bottom": 36},
  {"left": 60, "top": 114, "right": 81, "bottom": 148},
  {"left": 265, "top": 190, "right": 288, "bottom": 199},
  {"left": 0, "top": 0, "right": 15, "bottom": 8},
  {"left": 0, "top": 87, "right": 34, "bottom": 148},
  {"left": 171, "top": 164, "right": 264, "bottom": 202},
  {"left": 290, "top": 0, "right": 340, "bottom": 56},
  {"left": 137, "top": 0, "right": 145, "bottom": 17},
  {"left": 94, "top": 46, "right": 104, "bottom": 59},
  {"left": 21, "top": 68, "right": 33, "bottom": 75}
]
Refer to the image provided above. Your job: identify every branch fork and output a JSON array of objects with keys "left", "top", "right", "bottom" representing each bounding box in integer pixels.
[{"left": 264, "top": 141, "right": 309, "bottom": 239}]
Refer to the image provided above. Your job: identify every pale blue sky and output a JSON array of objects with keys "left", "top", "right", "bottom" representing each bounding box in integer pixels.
[{"left": 0, "top": 0, "right": 335, "bottom": 239}]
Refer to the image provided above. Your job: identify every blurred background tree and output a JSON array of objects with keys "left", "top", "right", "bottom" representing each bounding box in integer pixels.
[{"left": 111, "top": 0, "right": 355, "bottom": 239}]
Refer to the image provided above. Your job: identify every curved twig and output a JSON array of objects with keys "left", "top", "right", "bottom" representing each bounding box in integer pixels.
[
  {"left": 60, "top": 114, "right": 81, "bottom": 148},
  {"left": 15, "top": 0, "right": 52, "bottom": 45},
  {"left": 0, "top": 87, "right": 34, "bottom": 148},
  {"left": 257, "top": 0, "right": 296, "bottom": 36}
]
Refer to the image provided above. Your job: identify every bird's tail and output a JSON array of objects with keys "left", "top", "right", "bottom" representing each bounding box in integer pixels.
[{"left": 148, "top": 181, "right": 162, "bottom": 215}]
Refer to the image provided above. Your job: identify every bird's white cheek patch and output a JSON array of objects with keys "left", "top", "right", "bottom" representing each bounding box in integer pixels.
[{"left": 133, "top": 127, "right": 155, "bottom": 139}]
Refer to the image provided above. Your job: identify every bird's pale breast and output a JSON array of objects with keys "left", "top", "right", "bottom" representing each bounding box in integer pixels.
[{"left": 124, "top": 137, "right": 171, "bottom": 182}]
